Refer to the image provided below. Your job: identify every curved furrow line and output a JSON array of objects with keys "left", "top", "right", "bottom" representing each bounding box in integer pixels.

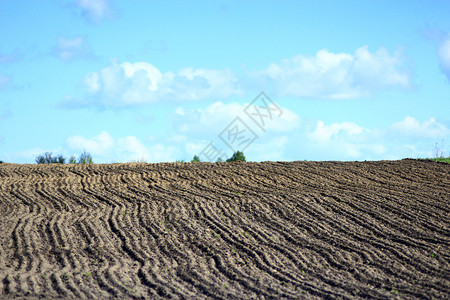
[
  {"left": 365, "top": 187, "right": 449, "bottom": 221},
  {"left": 56, "top": 175, "right": 94, "bottom": 211},
  {"left": 291, "top": 193, "right": 431, "bottom": 255},
  {"left": 107, "top": 205, "right": 173, "bottom": 297},
  {"left": 51, "top": 213, "right": 94, "bottom": 298},
  {"left": 326, "top": 192, "right": 449, "bottom": 248},
  {"left": 69, "top": 168, "right": 119, "bottom": 208},
  {"left": 260, "top": 234, "right": 398, "bottom": 297},
  {"left": 187, "top": 228, "right": 324, "bottom": 299},
  {"left": 48, "top": 273, "right": 70, "bottom": 297},
  {"left": 37, "top": 212, "right": 89, "bottom": 295},
  {"left": 235, "top": 199, "right": 395, "bottom": 287},
  {"left": 185, "top": 198, "right": 315, "bottom": 298},
  {"left": 7, "top": 223, "right": 33, "bottom": 296},
  {"left": 34, "top": 181, "right": 69, "bottom": 212},
  {"left": 25, "top": 274, "right": 45, "bottom": 297},
  {"left": 243, "top": 164, "right": 305, "bottom": 189},
  {"left": 343, "top": 192, "right": 448, "bottom": 237},
  {"left": 215, "top": 198, "right": 315, "bottom": 275},
  {"left": 8, "top": 181, "right": 34, "bottom": 210},
  {"left": 17, "top": 213, "right": 47, "bottom": 279},
  {"left": 67, "top": 169, "right": 106, "bottom": 210},
  {"left": 312, "top": 193, "right": 450, "bottom": 277},
  {"left": 280, "top": 197, "right": 442, "bottom": 283},
  {"left": 79, "top": 213, "right": 138, "bottom": 297},
  {"left": 94, "top": 260, "right": 122, "bottom": 298},
  {"left": 10, "top": 213, "right": 35, "bottom": 274},
  {"left": 43, "top": 214, "right": 70, "bottom": 278},
  {"left": 137, "top": 202, "right": 184, "bottom": 272},
  {"left": 90, "top": 216, "right": 144, "bottom": 297},
  {"left": 254, "top": 201, "right": 447, "bottom": 295},
  {"left": 102, "top": 174, "right": 150, "bottom": 208},
  {"left": 137, "top": 199, "right": 242, "bottom": 298},
  {"left": 172, "top": 223, "right": 272, "bottom": 299},
  {"left": 199, "top": 203, "right": 307, "bottom": 286},
  {"left": 133, "top": 203, "right": 197, "bottom": 298},
  {"left": 1, "top": 274, "right": 16, "bottom": 296}
]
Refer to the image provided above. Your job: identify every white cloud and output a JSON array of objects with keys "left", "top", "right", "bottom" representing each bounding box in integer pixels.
[
  {"left": 64, "top": 62, "right": 242, "bottom": 107},
  {"left": 304, "top": 120, "right": 388, "bottom": 159},
  {"left": 75, "top": 0, "right": 110, "bottom": 22},
  {"left": 438, "top": 35, "right": 450, "bottom": 81},
  {"left": 53, "top": 36, "right": 94, "bottom": 61},
  {"left": 65, "top": 131, "right": 180, "bottom": 163},
  {"left": 309, "top": 121, "right": 368, "bottom": 144},
  {"left": 66, "top": 131, "right": 114, "bottom": 155},
  {"left": 247, "top": 136, "right": 289, "bottom": 161},
  {"left": 117, "top": 136, "right": 150, "bottom": 160},
  {"left": 172, "top": 101, "right": 300, "bottom": 139},
  {"left": 146, "top": 144, "right": 179, "bottom": 162},
  {"left": 391, "top": 116, "right": 450, "bottom": 139},
  {"left": 301, "top": 116, "right": 449, "bottom": 160},
  {"left": 61, "top": 45, "right": 414, "bottom": 108},
  {"left": 254, "top": 46, "right": 410, "bottom": 99},
  {"left": 172, "top": 101, "right": 300, "bottom": 162}
]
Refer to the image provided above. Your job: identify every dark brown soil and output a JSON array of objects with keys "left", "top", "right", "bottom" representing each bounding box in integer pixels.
[{"left": 0, "top": 159, "right": 449, "bottom": 299}]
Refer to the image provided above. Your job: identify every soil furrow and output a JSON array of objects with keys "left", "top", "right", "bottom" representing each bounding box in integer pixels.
[{"left": 0, "top": 160, "right": 449, "bottom": 299}]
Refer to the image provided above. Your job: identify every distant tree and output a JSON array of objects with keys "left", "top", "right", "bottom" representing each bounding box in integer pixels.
[
  {"left": 216, "top": 157, "right": 224, "bottom": 163},
  {"left": 226, "top": 151, "right": 246, "bottom": 162},
  {"left": 35, "top": 152, "right": 66, "bottom": 164},
  {"left": 191, "top": 155, "right": 201, "bottom": 162},
  {"left": 176, "top": 160, "right": 185, "bottom": 163},
  {"left": 77, "top": 150, "right": 93, "bottom": 164},
  {"left": 57, "top": 155, "right": 65, "bottom": 164},
  {"left": 36, "top": 151, "right": 93, "bottom": 164},
  {"left": 0, "top": 160, "right": 3, "bottom": 163}
]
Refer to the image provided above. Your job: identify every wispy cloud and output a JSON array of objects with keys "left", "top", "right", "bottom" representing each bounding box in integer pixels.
[
  {"left": 53, "top": 36, "right": 95, "bottom": 61},
  {"left": 253, "top": 46, "right": 411, "bottom": 99},
  {"left": 424, "top": 27, "right": 450, "bottom": 82},
  {"left": 437, "top": 35, "right": 450, "bottom": 82},
  {"left": 391, "top": 116, "right": 450, "bottom": 139},
  {"left": 75, "top": 0, "right": 111, "bottom": 22}
]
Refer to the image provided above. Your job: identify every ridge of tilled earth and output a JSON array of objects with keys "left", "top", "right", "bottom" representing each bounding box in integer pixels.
[{"left": 0, "top": 160, "right": 449, "bottom": 299}]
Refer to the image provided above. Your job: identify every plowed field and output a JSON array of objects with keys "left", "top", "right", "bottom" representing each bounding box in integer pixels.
[{"left": 0, "top": 160, "right": 449, "bottom": 299}]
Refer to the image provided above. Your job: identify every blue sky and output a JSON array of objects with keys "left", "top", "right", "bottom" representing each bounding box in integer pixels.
[{"left": 1, "top": 0, "right": 449, "bottom": 163}]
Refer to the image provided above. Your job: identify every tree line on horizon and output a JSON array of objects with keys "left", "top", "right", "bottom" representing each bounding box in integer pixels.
[
  {"left": 35, "top": 151, "right": 94, "bottom": 164},
  {"left": 33, "top": 150, "right": 246, "bottom": 164}
]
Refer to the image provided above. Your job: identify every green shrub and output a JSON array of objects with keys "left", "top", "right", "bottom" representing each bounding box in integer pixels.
[
  {"left": 191, "top": 155, "right": 201, "bottom": 162},
  {"left": 36, "top": 151, "right": 94, "bottom": 164},
  {"left": 0, "top": 160, "right": 3, "bottom": 163},
  {"left": 226, "top": 151, "right": 246, "bottom": 162},
  {"left": 77, "top": 151, "right": 93, "bottom": 164},
  {"left": 35, "top": 152, "right": 66, "bottom": 164}
]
